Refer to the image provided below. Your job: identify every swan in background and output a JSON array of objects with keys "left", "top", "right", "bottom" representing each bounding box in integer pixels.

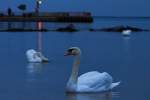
[
  {"left": 122, "top": 30, "right": 131, "bottom": 36},
  {"left": 64, "top": 47, "right": 120, "bottom": 93},
  {"left": 26, "top": 49, "right": 49, "bottom": 63}
]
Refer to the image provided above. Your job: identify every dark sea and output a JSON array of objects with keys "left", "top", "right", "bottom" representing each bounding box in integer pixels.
[{"left": 0, "top": 17, "right": 150, "bottom": 100}]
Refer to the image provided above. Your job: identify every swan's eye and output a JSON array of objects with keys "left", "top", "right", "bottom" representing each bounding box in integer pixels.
[{"left": 68, "top": 49, "right": 74, "bottom": 53}]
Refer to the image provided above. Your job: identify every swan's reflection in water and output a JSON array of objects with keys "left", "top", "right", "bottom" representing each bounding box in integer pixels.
[
  {"left": 26, "top": 63, "right": 44, "bottom": 81},
  {"left": 66, "top": 92, "right": 120, "bottom": 100},
  {"left": 123, "top": 35, "right": 130, "bottom": 41}
]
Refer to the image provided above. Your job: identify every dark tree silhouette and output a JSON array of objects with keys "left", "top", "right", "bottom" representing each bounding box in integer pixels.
[
  {"left": 18, "top": 4, "right": 26, "bottom": 14},
  {"left": 7, "top": 8, "right": 12, "bottom": 16},
  {"left": 18, "top": 4, "right": 27, "bottom": 29}
]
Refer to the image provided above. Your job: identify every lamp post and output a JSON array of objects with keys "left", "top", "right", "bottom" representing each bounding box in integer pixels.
[
  {"left": 35, "top": 0, "right": 42, "bottom": 15},
  {"left": 36, "top": 0, "right": 43, "bottom": 52}
]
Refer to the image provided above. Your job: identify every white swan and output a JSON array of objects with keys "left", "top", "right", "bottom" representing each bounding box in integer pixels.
[
  {"left": 64, "top": 47, "right": 120, "bottom": 93},
  {"left": 122, "top": 30, "right": 131, "bottom": 36},
  {"left": 26, "top": 49, "right": 49, "bottom": 63}
]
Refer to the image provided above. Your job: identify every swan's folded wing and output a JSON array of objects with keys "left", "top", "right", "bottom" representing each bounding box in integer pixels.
[
  {"left": 78, "top": 71, "right": 100, "bottom": 85},
  {"left": 78, "top": 71, "right": 113, "bottom": 90}
]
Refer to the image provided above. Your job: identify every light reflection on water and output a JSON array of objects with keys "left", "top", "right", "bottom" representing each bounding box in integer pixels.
[{"left": 122, "top": 36, "right": 131, "bottom": 66}]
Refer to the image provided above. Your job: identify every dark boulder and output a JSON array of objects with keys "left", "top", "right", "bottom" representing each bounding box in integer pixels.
[{"left": 56, "top": 24, "right": 78, "bottom": 32}]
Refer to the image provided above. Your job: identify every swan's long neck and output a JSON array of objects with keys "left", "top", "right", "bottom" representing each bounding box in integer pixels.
[
  {"left": 69, "top": 55, "right": 80, "bottom": 83},
  {"left": 67, "top": 55, "right": 80, "bottom": 88},
  {"left": 67, "top": 55, "right": 80, "bottom": 92}
]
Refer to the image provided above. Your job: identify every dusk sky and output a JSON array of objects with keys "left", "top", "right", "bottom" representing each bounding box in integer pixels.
[{"left": 0, "top": 0, "right": 149, "bottom": 16}]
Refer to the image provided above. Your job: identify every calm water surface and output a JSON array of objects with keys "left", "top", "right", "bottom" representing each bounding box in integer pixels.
[{"left": 0, "top": 18, "right": 150, "bottom": 100}]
